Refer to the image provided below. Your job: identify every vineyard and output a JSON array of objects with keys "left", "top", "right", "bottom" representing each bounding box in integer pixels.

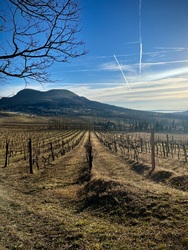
[
  {"left": 0, "top": 123, "right": 188, "bottom": 249},
  {"left": 95, "top": 131, "right": 188, "bottom": 176},
  {"left": 0, "top": 126, "right": 85, "bottom": 173}
]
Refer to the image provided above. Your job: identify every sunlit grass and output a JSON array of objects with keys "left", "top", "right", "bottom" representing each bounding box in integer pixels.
[{"left": 0, "top": 123, "right": 187, "bottom": 249}]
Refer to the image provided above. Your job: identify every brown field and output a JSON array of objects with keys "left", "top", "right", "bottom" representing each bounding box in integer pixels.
[{"left": 0, "top": 121, "right": 188, "bottom": 249}]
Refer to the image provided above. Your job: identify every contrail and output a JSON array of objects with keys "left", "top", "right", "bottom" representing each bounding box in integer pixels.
[
  {"left": 139, "top": 42, "right": 142, "bottom": 75},
  {"left": 139, "top": 0, "right": 142, "bottom": 80},
  {"left": 114, "top": 54, "right": 130, "bottom": 89}
]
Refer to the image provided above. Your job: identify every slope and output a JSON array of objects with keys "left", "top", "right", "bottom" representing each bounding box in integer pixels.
[
  {"left": 0, "top": 131, "right": 187, "bottom": 249},
  {"left": 0, "top": 88, "right": 155, "bottom": 119}
]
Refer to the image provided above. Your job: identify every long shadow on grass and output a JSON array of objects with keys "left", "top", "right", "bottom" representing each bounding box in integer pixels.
[
  {"left": 76, "top": 162, "right": 92, "bottom": 184},
  {"left": 130, "top": 161, "right": 188, "bottom": 192},
  {"left": 149, "top": 170, "right": 188, "bottom": 192},
  {"left": 130, "top": 162, "right": 150, "bottom": 175},
  {"left": 77, "top": 178, "right": 173, "bottom": 223}
]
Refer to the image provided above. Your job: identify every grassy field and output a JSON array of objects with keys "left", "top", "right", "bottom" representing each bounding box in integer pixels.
[{"left": 0, "top": 123, "right": 187, "bottom": 249}]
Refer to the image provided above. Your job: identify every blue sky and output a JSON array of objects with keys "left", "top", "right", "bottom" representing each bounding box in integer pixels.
[{"left": 1, "top": 0, "right": 188, "bottom": 111}]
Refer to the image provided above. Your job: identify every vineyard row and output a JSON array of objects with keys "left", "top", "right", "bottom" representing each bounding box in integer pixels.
[
  {"left": 1, "top": 129, "right": 86, "bottom": 173},
  {"left": 95, "top": 131, "right": 188, "bottom": 173}
]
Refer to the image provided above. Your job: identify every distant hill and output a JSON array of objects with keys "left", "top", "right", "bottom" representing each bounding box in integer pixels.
[
  {"left": 0, "top": 89, "right": 81, "bottom": 106},
  {"left": 0, "top": 89, "right": 150, "bottom": 120},
  {"left": 0, "top": 89, "right": 187, "bottom": 123}
]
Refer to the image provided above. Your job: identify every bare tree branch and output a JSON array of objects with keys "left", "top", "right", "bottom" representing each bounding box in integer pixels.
[{"left": 0, "top": 0, "right": 87, "bottom": 83}]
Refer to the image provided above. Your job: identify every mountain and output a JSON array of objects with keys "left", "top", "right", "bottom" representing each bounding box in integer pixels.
[
  {"left": 0, "top": 88, "right": 152, "bottom": 120},
  {"left": 0, "top": 89, "right": 80, "bottom": 106},
  {"left": 0, "top": 89, "right": 187, "bottom": 123}
]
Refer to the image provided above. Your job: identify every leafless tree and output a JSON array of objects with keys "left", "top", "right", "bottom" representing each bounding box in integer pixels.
[{"left": 0, "top": 0, "right": 86, "bottom": 83}]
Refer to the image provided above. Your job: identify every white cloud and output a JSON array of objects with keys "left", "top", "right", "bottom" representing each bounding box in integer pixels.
[
  {"left": 66, "top": 77, "right": 188, "bottom": 111},
  {"left": 1, "top": 76, "right": 187, "bottom": 111},
  {"left": 100, "top": 61, "right": 137, "bottom": 74},
  {"left": 1, "top": 46, "right": 188, "bottom": 112},
  {"left": 142, "top": 60, "right": 188, "bottom": 67},
  {"left": 154, "top": 47, "right": 188, "bottom": 51},
  {"left": 142, "top": 66, "right": 188, "bottom": 82},
  {"left": 0, "top": 82, "right": 45, "bottom": 98}
]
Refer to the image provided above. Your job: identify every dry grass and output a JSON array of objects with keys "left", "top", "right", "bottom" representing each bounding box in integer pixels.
[
  {"left": 128, "top": 132, "right": 188, "bottom": 176},
  {"left": 0, "top": 111, "right": 50, "bottom": 124},
  {"left": 0, "top": 125, "right": 187, "bottom": 249}
]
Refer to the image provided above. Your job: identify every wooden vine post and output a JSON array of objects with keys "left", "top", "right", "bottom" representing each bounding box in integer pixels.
[
  {"left": 85, "top": 132, "right": 93, "bottom": 171},
  {"left": 150, "top": 130, "right": 155, "bottom": 175},
  {"left": 88, "top": 133, "right": 93, "bottom": 170},
  {"left": 50, "top": 142, "right": 55, "bottom": 161},
  {"left": 183, "top": 145, "right": 187, "bottom": 163},
  {"left": 28, "top": 138, "right": 33, "bottom": 174},
  {"left": 166, "top": 134, "right": 169, "bottom": 157},
  {"left": 4, "top": 141, "right": 9, "bottom": 167}
]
